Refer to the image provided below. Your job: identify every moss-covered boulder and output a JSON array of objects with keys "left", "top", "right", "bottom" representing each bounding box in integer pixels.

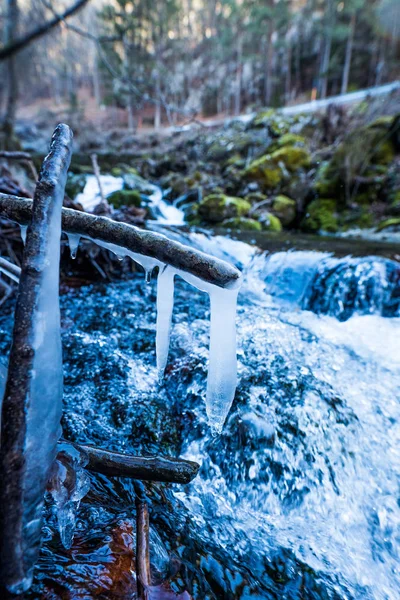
[
  {"left": 338, "top": 207, "right": 373, "bottom": 231},
  {"left": 108, "top": 189, "right": 142, "bottom": 208},
  {"left": 261, "top": 212, "right": 282, "bottom": 232},
  {"left": 315, "top": 114, "right": 399, "bottom": 202},
  {"left": 65, "top": 173, "right": 87, "bottom": 199},
  {"left": 221, "top": 217, "right": 262, "bottom": 231},
  {"left": 270, "top": 146, "right": 311, "bottom": 171},
  {"left": 198, "top": 194, "right": 251, "bottom": 223},
  {"left": 272, "top": 133, "right": 306, "bottom": 149},
  {"left": 376, "top": 217, "right": 400, "bottom": 232},
  {"left": 243, "top": 156, "right": 283, "bottom": 189},
  {"left": 301, "top": 199, "right": 338, "bottom": 233},
  {"left": 272, "top": 195, "right": 296, "bottom": 227},
  {"left": 250, "top": 109, "right": 291, "bottom": 136},
  {"left": 244, "top": 145, "right": 311, "bottom": 190}
]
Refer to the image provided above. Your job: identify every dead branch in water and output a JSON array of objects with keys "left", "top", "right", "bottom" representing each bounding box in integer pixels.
[
  {"left": 135, "top": 483, "right": 152, "bottom": 600},
  {"left": 0, "top": 194, "right": 242, "bottom": 289}
]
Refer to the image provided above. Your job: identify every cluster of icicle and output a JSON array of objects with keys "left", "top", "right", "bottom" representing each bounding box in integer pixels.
[{"left": 60, "top": 231, "right": 240, "bottom": 435}]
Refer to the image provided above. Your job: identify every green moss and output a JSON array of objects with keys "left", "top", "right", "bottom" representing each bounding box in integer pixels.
[
  {"left": 270, "top": 146, "right": 311, "bottom": 171},
  {"left": 221, "top": 217, "right": 262, "bottom": 231},
  {"left": 65, "top": 173, "right": 86, "bottom": 199},
  {"left": 108, "top": 189, "right": 142, "bottom": 208},
  {"left": 198, "top": 193, "right": 251, "bottom": 223},
  {"left": 273, "top": 133, "right": 306, "bottom": 148},
  {"left": 261, "top": 212, "right": 282, "bottom": 232},
  {"left": 244, "top": 156, "right": 283, "bottom": 189},
  {"left": 251, "top": 109, "right": 291, "bottom": 136},
  {"left": 111, "top": 167, "right": 123, "bottom": 177},
  {"left": 301, "top": 199, "right": 338, "bottom": 233},
  {"left": 272, "top": 195, "right": 296, "bottom": 227},
  {"left": 376, "top": 217, "right": 400, "bottom": 232},
  {"left": 123, "top": 173, "right": 155, "bottom": 195}
]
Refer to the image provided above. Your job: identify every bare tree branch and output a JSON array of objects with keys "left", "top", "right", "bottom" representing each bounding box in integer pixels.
[{"left": 0, "top": 0, "right": 90, "bottom": 61}]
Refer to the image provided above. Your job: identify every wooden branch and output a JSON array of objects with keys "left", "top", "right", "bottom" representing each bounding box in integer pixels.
[
  {"left": 0, "top": 256, "right": 21, "bottom": 282},
  {"left": 64, "top": 442, "right": 200, "bottom": 484},
  {"left": 0, "top": 0, "right": 90, "bottom": 61},
  {"left": 0, "top": 151, "right": 38, "bottom": 180},
  {"left": 135, "top": 484, "right": 151, "bottom": 600},
  {"left": 0, "top": 124, "right": 73, "bottom": 595},
  {"left": 0, "top": 195, "right": 242, "bottom": 289}
]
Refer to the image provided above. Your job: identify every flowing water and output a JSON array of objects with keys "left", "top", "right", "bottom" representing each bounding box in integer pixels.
[{"left": 0, "top": 192, "right": 399, "bottom": 598}]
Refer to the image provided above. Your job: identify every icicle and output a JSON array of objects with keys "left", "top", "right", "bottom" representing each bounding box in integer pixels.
[
  {"left": 19, "top": 224, "right": 27, "bottom": 244},
  {"left": 66, "top": 233, "right": 80, "bottom": 259},
  {"left": 78, "top": 235, "right": 241, "bottom": 434},
  {"left": 156, "top": 267, "right": 175, "bottom": 379},
  {"left": 145, "top": 269, "right": 152, "bottom": 284},
  {"left": 206, "top": 286, "right": 239, "bottom": 435}
]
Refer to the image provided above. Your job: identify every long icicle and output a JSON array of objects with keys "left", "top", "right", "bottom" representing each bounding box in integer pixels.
[
  {"left": 206, "top": 286, "right": 239, "bottom": 435},
  {"left": 156, "top": 266, "right": 175, "bottom": 379}
]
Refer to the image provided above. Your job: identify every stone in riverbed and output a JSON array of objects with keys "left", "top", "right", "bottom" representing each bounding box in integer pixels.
[
  {"left": 272, "top": 195, "right": 296, "bottom": 227},
  {"left": 301, "top": 199, "right": 338, "bottom": 233},
  {"left": 108, "top": 189, "right": 142, "bottom": 208},
  {"left": 198, "top": 193, "right": 251, "bottom": 223},
  {"left": 221, "top": 217, "right": 262, "bottom": 231}
]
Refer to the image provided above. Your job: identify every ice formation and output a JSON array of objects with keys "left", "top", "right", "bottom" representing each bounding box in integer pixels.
[
  {"left": 19, "top": 224, "right": 27, "bottom": 244},
  {"left": 67, "top": 233, "right": 81, "bottom": 259},
  {"left": 71, "top": 234, "right": 240, "bottom": 433}
]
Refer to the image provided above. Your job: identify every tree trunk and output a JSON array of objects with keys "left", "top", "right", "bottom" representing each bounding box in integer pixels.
[
  {"left": 264, "top": 26, "right": 274, "bottom": 105},
  {"left": 234, "top": 32, "right": 243, "bottom": 116},
  {"left": 285, "top": 39, "right": 292, "bottom": 102},
  {"left": 341, "top": 12, "right": 356, "bottom": 95},
  {"left": 4, "top": 0, "right": 19, "bottom": 137},
  {"left": 318, "top": 0, "right": 334, "bottom": 99}
]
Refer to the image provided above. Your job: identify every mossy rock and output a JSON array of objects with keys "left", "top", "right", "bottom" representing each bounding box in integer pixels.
[
  {"left": 198, "top": 193, "right": 251, "bottom": 223},
  {"left": 272, "top": 195, "right": 296, "bottom": 227},
  {"left": 272, "top": 133, "right": 306, "bottom": 149},
  {"left": 243, "top": 156, "right": 283, "bottom": 189},
  {"left": 270, "top": 146, "right": 311, "bottom": 171},
  {"left": 376, "top": 217, "right": 400, "bottom": 232},
  {"left": 339, "top": 208, "right": 373, "bottom": 231},
  {"left": 123, "top": 173, "right": 155, "bottom": 195},
  {"left": 250, "top": 109, "right": 291, "bottom": 136},
  {"left": 221, "top": 217, "right": 262, "bottom": 231},
  {"left": 65, "top": 173, "right": 87, "bottom": 199},
  {"left": 317, "top": 115, "right": 398, "bottom": 201},
  {"left": 206, "top": 132, "right": 254, "bottom": 161},
  {"left": 260, "top": 212, "right": 282, "bottom": 232},
  {"left": 244, "top": 145, "right": 311, "bottom": 190},
  {"left": 301, "top": 199, "right": 338, "bottom": 233},
  {"left": 108, "top": 189, "right": 142, "bottom": 208}
]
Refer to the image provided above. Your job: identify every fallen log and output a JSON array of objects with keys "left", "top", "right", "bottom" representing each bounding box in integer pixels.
[{"left": 0, "top": 194, "right": 242, "bottom": 289}]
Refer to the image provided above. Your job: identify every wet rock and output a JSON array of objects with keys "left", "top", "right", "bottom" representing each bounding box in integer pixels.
[
  {"left": 108, "top": 189, "right": 142, "bottom": 208},
  {"left": 66, "top": 173, "right": 87, "bottom": 200},
  {"left": 198, "top": 193, "right": 251, "bottom": 223},
  {"left": 272, "top": 195, "right": 297, "bottom": 227},
  {"left": 221, "top": 217, "right": 262, "bottom": 231},
  {"left": 301, "top": 199, "right": 338, "bottom": 233}
]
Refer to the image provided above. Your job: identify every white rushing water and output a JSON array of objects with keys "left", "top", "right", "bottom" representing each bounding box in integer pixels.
[{"left": 75, "top": 174, "right": 185, "bottom": 225}]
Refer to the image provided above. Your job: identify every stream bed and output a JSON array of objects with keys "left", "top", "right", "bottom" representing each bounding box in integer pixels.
[{"left": 1, "top": 227, "right": 399, "bottom": 599}]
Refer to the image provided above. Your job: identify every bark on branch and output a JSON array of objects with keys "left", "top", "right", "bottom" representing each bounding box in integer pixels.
[
  {"left": 0, "top": 0, "right": 90, "bottom": 62},
  {"left": 0, "top": 195, "right": 242, "bottom": 289},
  {"left": 63, "top": 442, "right": 200, "bottom": 484}
]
